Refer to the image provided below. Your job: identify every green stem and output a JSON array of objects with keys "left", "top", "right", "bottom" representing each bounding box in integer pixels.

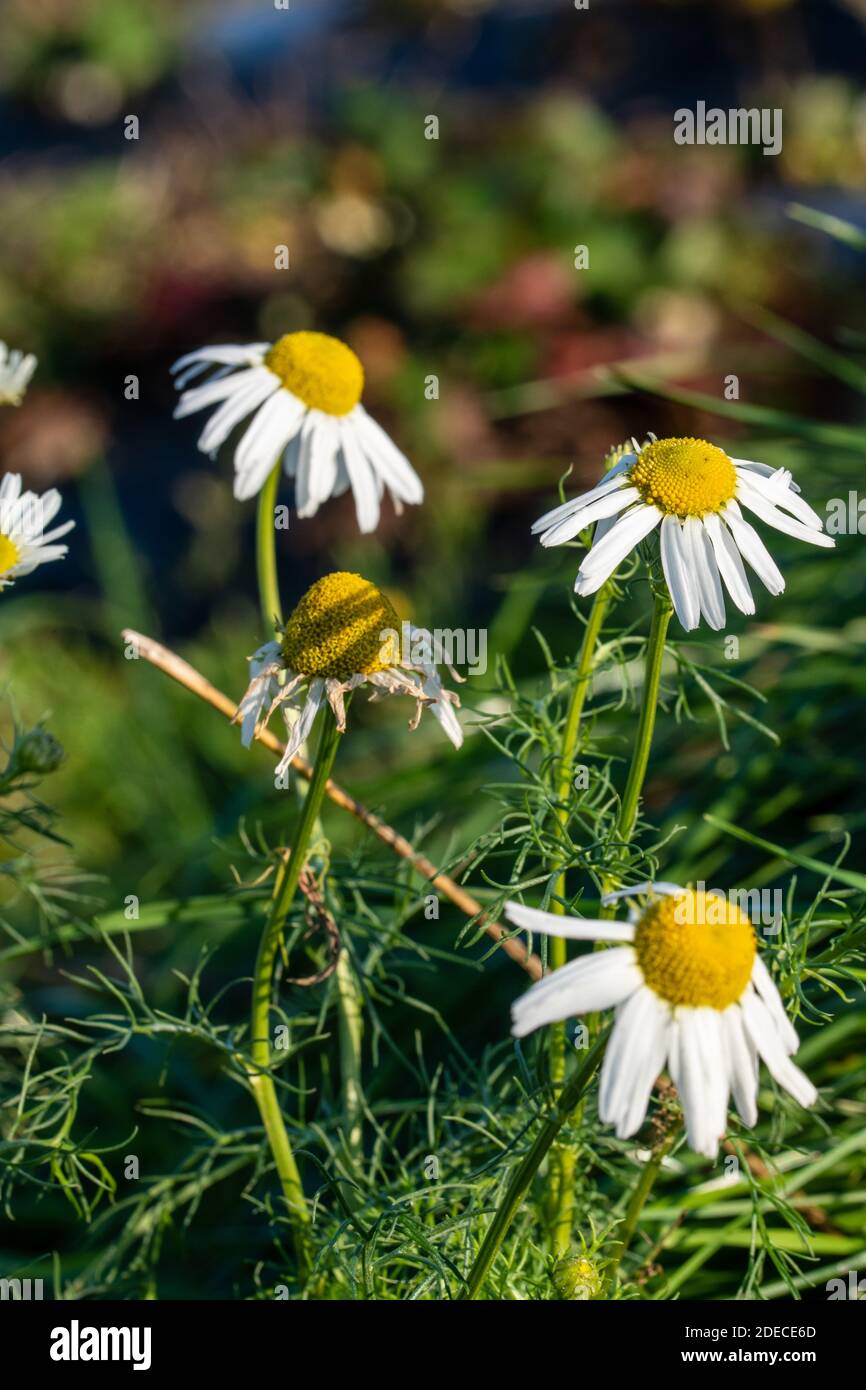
[
  {"left": 335, "top": 948, "right": 365, "bottom": 1174},
  {"left": 547, "top": 584, "right": 611, "bottom": 1254},
  {"left": 247, "top": 706, "right": 342, "bottom": 1279},
  {"left": 256, "top": 461, "right": 284, "bottom": 635},
  {"left": 607, "top": 1122, "right": 680, "bottom": 1284},
  {"left": 615, "top": 589, "right": 672, "bottom": 845},
  {"left": 461, "top": 1030, "right": 608, "bottom": 1300}
]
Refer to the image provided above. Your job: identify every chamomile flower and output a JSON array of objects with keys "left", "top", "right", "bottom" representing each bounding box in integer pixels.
[
  {"left": 171, "top": 331, "right": 423, "bottom": 531},
  {"left": 505, "top": 882, "right": 817, "bottom": 1159},
  {"left": 533, "top": 436, "right": 833, "bottom": 631},
  {"left": 236, "top": 571, "right": 463, "bottom": 774},
  {"left": 0, "top": 342, "right": 36, "bottom": 406},
  {"left": 0, "top": 473, "right": 74, "bottom": 590}
]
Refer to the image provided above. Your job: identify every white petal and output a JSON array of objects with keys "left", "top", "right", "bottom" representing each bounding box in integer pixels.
[
  {"left": 599, "top": 987, "right": 669, "bottom": 1136},
  {"left": 510, "top": 947, "right": 641, "bottom": 1039},
  {"left": 736, "top": 474, "right": 834, "bottom": 549},
  {"left": 723, "top": 1005, "right": 758, "bottom": 1128},
  {"left": 354, "top": 405, "right": 423, "bottom": 504},
  {"left": 660, "top": 515, "right": 700, "bottom": 630},
  {"left": 734, "top": 465, "right": 816, "bottom": 526},
  {"left": 339, "top": 420, "right": 381, "bottom": 533},
  {"left": 740, "top": 988, "right": 817, "bottom": 1109},
  {"left": 722, "top": 502, "right": 786, "bottom": 595},
  {"left": 171, "top": 344, "right": 267, "bottom": 374},
  {"left": 670, "top": 1008, "right": 728, "bottom": 1158},
  {"left": 731, "top": 457, "right": 800, "bottom": 494},
  {"left": 198, "top": 371, "right": 280, "bottom": 455},
  {"left": 539, "top": 486, "right": 641, "bottom": 548},
  {"left": 702, "top": 512, "right": 755, "bottom": 615},
  {"left": 233, "top": 390, "right": 306, "bottom": 493},
  {"left": 174, "top": 366, "right": 275, "bottom": 419},
  {"left": 684, "top": 515, "right": 726, "bottom": 630},
  {"left": 601, "top": 880, "right": 683, "bottom": 905},
  {"left": 302, "top": 413, "right": 341, "bottom": 508},
  {"left": 275, "top": 680, "right": 325, "bottom": 777},
  {"left": 750, "top": 954, "right": 800, "bottom": 1055},
  {"left": 504, "top": 901, "right": 636, "bottom": 942},
  {"left": 531, "top": 460, "right": 634, "bottom": 535},
  {"left": 575, "top": 504, "right": 662, "bottom": 594}
]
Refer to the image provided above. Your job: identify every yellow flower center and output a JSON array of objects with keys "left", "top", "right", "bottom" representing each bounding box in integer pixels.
[
  {"left": 263, "top": 331, "right": 364, "bottom": 416},
  {"left": 634, "top": 890, "right": 756, "bottom": 1009},
  {"left": 0, "top": 535, "right": 21, "bottom": 576},
  {"left": 281, "top": 571, "right": 400, "bottom": 681},
  {"left": 629, "top": 437, "right": 736, "bottom": 518}
]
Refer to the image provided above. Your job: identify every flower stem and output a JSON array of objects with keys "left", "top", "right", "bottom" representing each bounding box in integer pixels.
[
  {"left": 547, "top": 584, "right": 611, "bottom": 1254},
  {"left": 335, "top": 947, "right": 365, "bottom": 1174},
  {"left": 607, "top": 1121, "right": 681, "bottom": 1285},
  {"left": 461, "top": 1030, "right": 607, "bottom": 1300},
  {"left": 247, "top": 705, "right": 342, "bottom": 1280},
  {"left": 256, "top": 461, "right": 283, "bottom": 635},
  {"left": 615, "top": 588, "right": 672, "bottom": 845}
]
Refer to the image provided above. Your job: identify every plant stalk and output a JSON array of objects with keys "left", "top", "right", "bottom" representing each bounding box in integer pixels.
[
  {"left": 547, "top": 584, "right": 611, "bottom": 1254},
  {"left": 461, "top": 1030, "right": 608, "bottom": 1299},
  {"left": 256, "top": 461, "right": 284, "bottom": 635},
  {"left": 247, "top": 706, "right": 342, "bottom": 1279}
]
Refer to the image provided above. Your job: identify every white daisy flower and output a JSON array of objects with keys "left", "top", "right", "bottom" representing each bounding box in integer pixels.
[
  {"left": 505, "top": 882, "right": 816, "bottom": 1159},
  {"left": 533, "top": 436, "right": 834, "bottom": 631},
  {"left": 236, "top": 571, "right": 463, "bottom": 775},
  {"left": 0, "top": 473, "right": 74, "bottom": 590},
  {"left": 0, "top": 343, "right": 37, "bottom": 406},
  {"left": 171, "top": 331, "right": 423, "bottom": 531}
]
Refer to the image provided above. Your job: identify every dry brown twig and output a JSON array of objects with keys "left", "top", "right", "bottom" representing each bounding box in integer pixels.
[{"left": 121, "top": 628, "right": 542, "bottom": 981}]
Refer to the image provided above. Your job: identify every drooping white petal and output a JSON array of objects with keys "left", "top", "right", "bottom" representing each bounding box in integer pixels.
[
  {"left": 302, "top": 413, "right": 341, "bottom": 509},
  {"left": 750, "top": 954, "right": 800, "bottom": 1055},
  {"left": 511, "top": 947, "right": 642, "bottom": 1039},
  {"left": 722, "top": 502, "right": 786, "bottom": 595},
  {"left": 739, "top": 988, "right": 817, "bottom": 1109},
  {"left": 575, "top": 504, "right": 662, "bottom": 595},
  {"left": 702, "top": 512, "right": 755, "bottom": 615},
  {"left": 339, "top": 420, "right": 381, "bottom": 533},
  {"left": 275, "top": 679, "right": 326, "bottom": 777},
  {"left": 354, "top": 404, "right": 424, "bottom": 504},
  {"left": 504, "top": 901, "right": 636, "bottom": 942},
  {"left": 684, "top": 515, "right": 726, "bottom": 630},
  {"left": 722, "top": 1004, "right": 758, "bottom": 1128},
  {"left": 670, "top": 1008, "right": 728, "bottom": 1158},
  {"left": 236, "top": 642, "right": 283, "bottom": 747},
  {"left": 660, "top": 515, "right": 700, "bottom": 630},
  {"left": 599, "top": 987, "right": 669, "bottom": 1137},
  {"left": 233, "top": 390, "right": 307, "bottom": 499},
  {"left": 734, "top": 465, "right": 817, "bottom": 526}
]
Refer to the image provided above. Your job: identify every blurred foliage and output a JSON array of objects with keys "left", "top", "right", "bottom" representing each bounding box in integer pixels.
[{"left": 1, "top": 0, "right": 866, "bottom": 1300}]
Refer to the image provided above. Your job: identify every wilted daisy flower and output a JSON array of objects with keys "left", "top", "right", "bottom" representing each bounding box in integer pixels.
[
  {"left": 236, "top": 571, "right": 463, "bottom": 774},
  {"left": 0, "top": 343, "right": 37, "bottom": 406},
  {"left": 171, "top": 331, "right": 423, "bottom": 530},
  {"left": 505, "top": 882, "right": 816, "bottom": 1158},
  {"left": 0, "top": 473, "right": 74, "bottom": 589},
  {"left": 533, "top": 436, "right": 833, "bottom": 631}
]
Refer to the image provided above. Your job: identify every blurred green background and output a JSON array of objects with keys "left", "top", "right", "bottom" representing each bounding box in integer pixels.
[{"left": 1, "top": 0, "right": 865, "bottom": 1298}]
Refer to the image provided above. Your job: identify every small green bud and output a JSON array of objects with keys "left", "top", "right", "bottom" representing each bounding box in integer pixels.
[
  {"left": 552, "top": 1253, "right": 605, "bottom": 1301},
  {"left": 10, "top": 726, "right": 64, "bottom": 776}
]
